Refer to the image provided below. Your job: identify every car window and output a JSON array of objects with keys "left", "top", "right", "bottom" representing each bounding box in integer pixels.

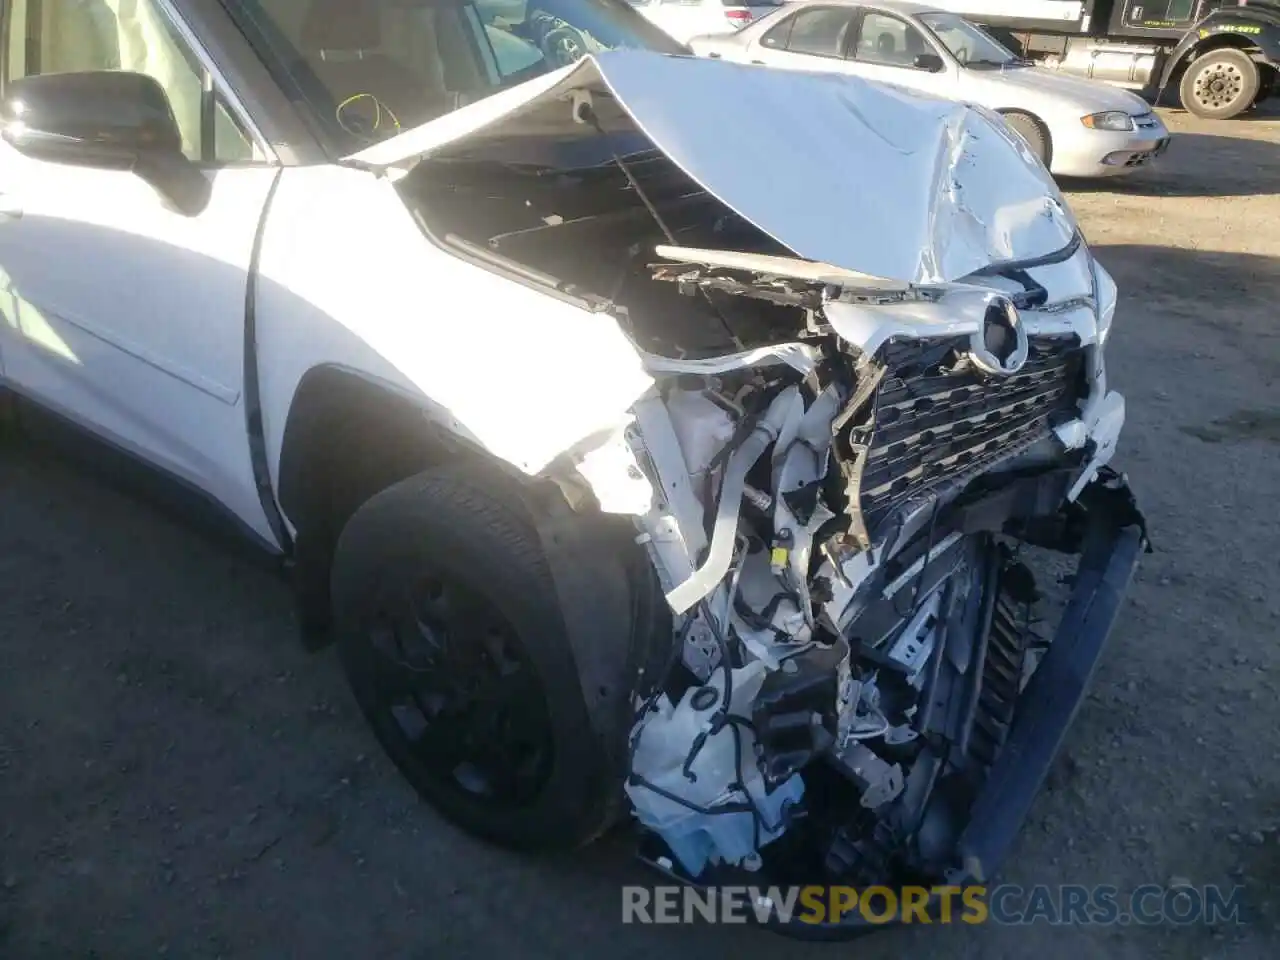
[
  {"left": 918, "top": 12, "right": 1013, "bottom": 66},
  {"left": 761, "top": 7, "right": 857, "bottom": 58},
  {"left": 853, "top": 11, "right": 931, "bottom": 68},
  {"left": 2, "top": 0, "right": 259, "bottom": 164},
  {"left": 226, "top": 0, "right": 686, "bottom": 154}
]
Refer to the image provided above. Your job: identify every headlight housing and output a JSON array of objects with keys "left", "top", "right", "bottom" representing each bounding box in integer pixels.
[{"left": 1081, "top": 111, "right": 1135, "bottom": 132}]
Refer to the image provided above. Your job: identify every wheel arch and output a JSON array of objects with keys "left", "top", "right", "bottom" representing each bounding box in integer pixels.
[
  {"left": 277, "top": 364, "right": 493, "bottom": 647},
  {"left": 1160, "top": 32, "right": 1271, "bottom": 91},
  {"left": 996, "top": 107, "right": 1053, "bottom": 168}
]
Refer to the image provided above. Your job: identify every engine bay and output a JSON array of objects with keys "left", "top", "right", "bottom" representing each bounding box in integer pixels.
[
  {"left": 404, "top": 137, "right": 818, "bottom": 357},
  {"left": 398, "top": 127, "right": 1142, "bottom": 911}
]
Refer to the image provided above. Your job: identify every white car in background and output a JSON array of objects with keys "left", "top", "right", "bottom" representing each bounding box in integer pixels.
[
  {"left": 626, "top": 0, "right": 784, "bottom": 43},
  {"left": 690, "top": 0, "right": 1171, "bottom": 177}
]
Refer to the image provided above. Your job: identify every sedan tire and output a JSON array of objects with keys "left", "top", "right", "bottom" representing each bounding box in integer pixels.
[{"left": 1000, "top": 111, "right": 1051, "bottom": 168}]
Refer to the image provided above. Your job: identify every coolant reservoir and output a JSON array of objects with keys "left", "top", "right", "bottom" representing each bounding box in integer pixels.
[
  {"left": 665, "top": 389, "right": 737, "bottom": 487},
  {"left": 626, "top": 660, "right": 804, "bottom": 876}
]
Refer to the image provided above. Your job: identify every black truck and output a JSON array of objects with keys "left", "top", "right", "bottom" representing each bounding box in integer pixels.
[{"left": 938, "top": 0, "right": 1280, "bottom": 118}]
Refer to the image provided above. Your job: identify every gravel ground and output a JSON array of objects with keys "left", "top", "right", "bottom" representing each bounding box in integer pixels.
[{"left": 2, "top": 105, "right": 1278, "bottom": 960}]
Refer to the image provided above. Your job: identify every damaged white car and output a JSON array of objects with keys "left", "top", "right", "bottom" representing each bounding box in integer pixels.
[{"left": 0, "top": 0, "right": 1146, "bottom": 935}]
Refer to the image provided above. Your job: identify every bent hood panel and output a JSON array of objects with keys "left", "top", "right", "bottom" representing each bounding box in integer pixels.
[{"left": 349, "top": 50, "right": 1077, "bottom": 284}]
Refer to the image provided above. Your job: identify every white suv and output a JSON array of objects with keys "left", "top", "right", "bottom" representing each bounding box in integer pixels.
[{"left": 0, "top": 0, "right": 1144, "bottom": 933}]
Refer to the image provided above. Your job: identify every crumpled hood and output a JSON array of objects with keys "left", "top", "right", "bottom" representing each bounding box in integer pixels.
[{"left": 349, "top": 50, "right": 1078, "bottom": 285}]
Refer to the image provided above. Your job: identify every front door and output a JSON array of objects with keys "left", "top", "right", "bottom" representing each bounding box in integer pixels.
[
  {"left": 0, "top": 0, "right": 281, "bottom": 544},
  {"left": 752, "top": 4, "right": 861, "bottom": 71},
  {"left": 843, "top": 8, "right": 953, "bottom": 97}
]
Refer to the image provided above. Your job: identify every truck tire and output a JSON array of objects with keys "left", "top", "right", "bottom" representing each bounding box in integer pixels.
[
  {"left": 1253, "top": 68, "right": 1275, "bottom": 108},
  {"left": 1180, "top": 47, "right": 1259, "bottom": 120},
  {"left": 330, "top": 465, "right": 622, "bottom": 851},
  {"left": 1001, "top": 111, "right": 1051, "bottom": 168}
]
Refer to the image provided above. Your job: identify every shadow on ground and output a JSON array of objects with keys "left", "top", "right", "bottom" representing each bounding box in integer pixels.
[
  {"left": 1093, "top": 243, "right": 1280, "bottom": 306},
  {"left": 1062, "top": 128, "right": 1280, "bottom": 198}
]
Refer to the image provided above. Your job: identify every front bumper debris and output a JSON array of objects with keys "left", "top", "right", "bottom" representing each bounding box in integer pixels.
[
  {"left": 954, "top": 469, "right": 1147, "bottom": 885},
  {"left": 644, "top": 468, "right": 1148, "bottom": 935}
]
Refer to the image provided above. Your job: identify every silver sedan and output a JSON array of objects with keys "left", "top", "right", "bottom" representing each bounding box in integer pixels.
[{"left": 690, "top": 0, "right": 1171, "bottom": 178}]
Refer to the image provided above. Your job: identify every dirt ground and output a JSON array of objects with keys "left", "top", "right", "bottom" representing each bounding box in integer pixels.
[{"left": 2, "top": 104, "right": 1279, "bottom": 960}]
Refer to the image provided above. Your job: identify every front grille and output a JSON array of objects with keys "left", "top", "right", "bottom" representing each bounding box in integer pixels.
[{"left": 845, "top": 334, "right": 1084, "bottom": 538}]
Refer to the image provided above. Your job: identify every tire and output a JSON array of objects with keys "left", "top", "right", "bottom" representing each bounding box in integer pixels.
[
  {"left": 541, "top": 26, "right": 589, "bottom": 67},
  {"left": 1000, "top": 111, "right": 1051, "bottom": 168},
  {"left": 331, "top": 464, "right": 621, "bottom": 851},
  {"left": 1253, "top": 68, "right": 1275, "bottom": 108},
  {"left": 1179, "top": 48, "right": 1260, "bottom": 120}
]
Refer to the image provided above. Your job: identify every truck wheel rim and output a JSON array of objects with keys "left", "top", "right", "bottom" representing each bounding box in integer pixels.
[
  {"left": 365, "top": 575, "right": 555, "bottom": 808},
  {"left": 1195, "top": 62, "right": 1245, "bottom": 110}
]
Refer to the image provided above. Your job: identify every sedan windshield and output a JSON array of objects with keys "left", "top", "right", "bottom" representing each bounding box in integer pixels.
[
  {"left": 222, "top": 0, "right": 685, "bottom": 153},
  {"left": 918, "top": 12, "right": 1021, "bottom": 67}
]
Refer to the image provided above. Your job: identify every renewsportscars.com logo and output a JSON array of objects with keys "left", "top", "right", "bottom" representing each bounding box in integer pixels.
[{"left": 622, "top": 883, "right": 1246, "bottom": 926}]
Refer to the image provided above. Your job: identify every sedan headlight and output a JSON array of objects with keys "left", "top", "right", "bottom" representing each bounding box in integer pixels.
[{"left": 1081, "top": 111, "right": 1135, "bottom": 132}]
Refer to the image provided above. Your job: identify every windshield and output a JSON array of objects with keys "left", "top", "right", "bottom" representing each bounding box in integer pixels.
[
  {"left": 918, "top": 12, "right": 1020, "bottom": 67},
  {"left": 223, "top": 0, "right": 686, "bottom": 154}
]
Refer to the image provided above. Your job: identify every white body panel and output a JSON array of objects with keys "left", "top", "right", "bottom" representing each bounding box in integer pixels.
[
  {"left": 0, "top": 142, "right": 280, "bottom": 545},
  {"left": 252, "top": 165, "right": 654, "bottom": 511}
]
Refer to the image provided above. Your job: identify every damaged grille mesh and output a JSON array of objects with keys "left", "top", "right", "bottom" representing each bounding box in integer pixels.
[{"left": 853, "top": 334, "right": 1084, "bottom": 535}]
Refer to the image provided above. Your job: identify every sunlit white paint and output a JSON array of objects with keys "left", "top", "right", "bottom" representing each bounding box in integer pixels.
[
  {"left": 1066, "top": 390, "right": 1126, "bottom": 501},
  {"left": 252, "top": 165, "right": 655, "bottom": 510},
  {"left": 574, "top": 426, "right": 655, "bottom": 516},
  {"left": 0, "top": 140, "right": 279, "bottom": 545}
]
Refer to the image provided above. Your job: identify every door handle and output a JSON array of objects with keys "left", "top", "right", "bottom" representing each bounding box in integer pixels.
[
  {"left": 0, "top": 194, "right": 22, "bottom": 221},
  {"left": 751, "top": 59, "right": 765, "bottom": 64}
]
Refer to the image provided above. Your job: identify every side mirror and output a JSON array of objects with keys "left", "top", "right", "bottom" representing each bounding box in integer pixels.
[
  {"left": 913, "top": 53, "right": 945, "bottom": 72},
  {"left": 1, "top": 71, "right": 210, "bottom": 216}
]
